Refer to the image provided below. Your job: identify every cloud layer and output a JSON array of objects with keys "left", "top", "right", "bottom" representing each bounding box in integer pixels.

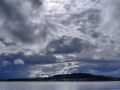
[{"left": 0, "top": 0, "right": 120, "bottom": 78}]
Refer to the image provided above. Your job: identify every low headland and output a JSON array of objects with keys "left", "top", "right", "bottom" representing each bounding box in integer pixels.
[{"left": 1, "top": 73, "right": 120, "bottom": 81}]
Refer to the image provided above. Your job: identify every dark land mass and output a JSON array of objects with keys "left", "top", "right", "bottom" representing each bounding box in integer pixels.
[{"left": 1, "top": 73, "right": 120, "bottom": 81}]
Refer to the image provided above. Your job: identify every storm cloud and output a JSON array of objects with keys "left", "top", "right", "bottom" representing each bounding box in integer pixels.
[
  {"left": 47, "top": 36, "right": 84, "bottom": 54},
  {"left": 0, "top": 0, "right": 120, "bottom": 79}
]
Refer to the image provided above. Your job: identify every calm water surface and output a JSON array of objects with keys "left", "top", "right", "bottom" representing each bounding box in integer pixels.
[{"left": 0, "top": 82, "right": 120, "bottom": 90}]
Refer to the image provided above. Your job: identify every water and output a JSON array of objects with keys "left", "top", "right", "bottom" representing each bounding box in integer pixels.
[{"left": 0, "top": 82, "right": 120, "bottom": 90}]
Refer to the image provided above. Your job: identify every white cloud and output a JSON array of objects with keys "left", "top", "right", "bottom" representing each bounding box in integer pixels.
[
  {"left": 29, "top": 62, "right": 81, "bottom": 77},
  {"left": 14, "top": 59, "right": 24, "bottom": 65},
  {"left": 29, "top": 70, "right": 49, "bottom": 78}
]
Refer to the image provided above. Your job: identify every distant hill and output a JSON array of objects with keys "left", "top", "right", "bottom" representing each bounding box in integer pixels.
[{"left": 1, "top": 73, "right": 120, "bottom": 81}]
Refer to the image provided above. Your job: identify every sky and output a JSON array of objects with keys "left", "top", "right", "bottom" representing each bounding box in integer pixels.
[{"left": 0, "top": 0, "right": 120, "bottom": 79}]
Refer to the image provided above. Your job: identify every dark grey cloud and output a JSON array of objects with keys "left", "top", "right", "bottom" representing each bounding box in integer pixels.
[
  {"left": 47, "top": 36, "right": 83, "bottom": 54},
  {"left": 0, "top": 0, "right": 22, "bottom": 20},
  {"left": 0, "top": 0, "right": 54, "bottom": 44},
  {"left": 24, "top": 55, "right": 57, "bottom": 65},
  {"left": 0, "top": 0, "right": 34, "bottom": 43},
  {"left": 31, "top": 0, "right": 43, "bottom": 8},
  {"left": 0, "top": 38, "right": 15, "bottom": 46}
]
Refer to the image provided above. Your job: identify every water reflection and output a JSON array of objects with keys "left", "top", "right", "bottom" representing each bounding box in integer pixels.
[{"left": 0, "top": 82, "right": 120, "bottom": 90}]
